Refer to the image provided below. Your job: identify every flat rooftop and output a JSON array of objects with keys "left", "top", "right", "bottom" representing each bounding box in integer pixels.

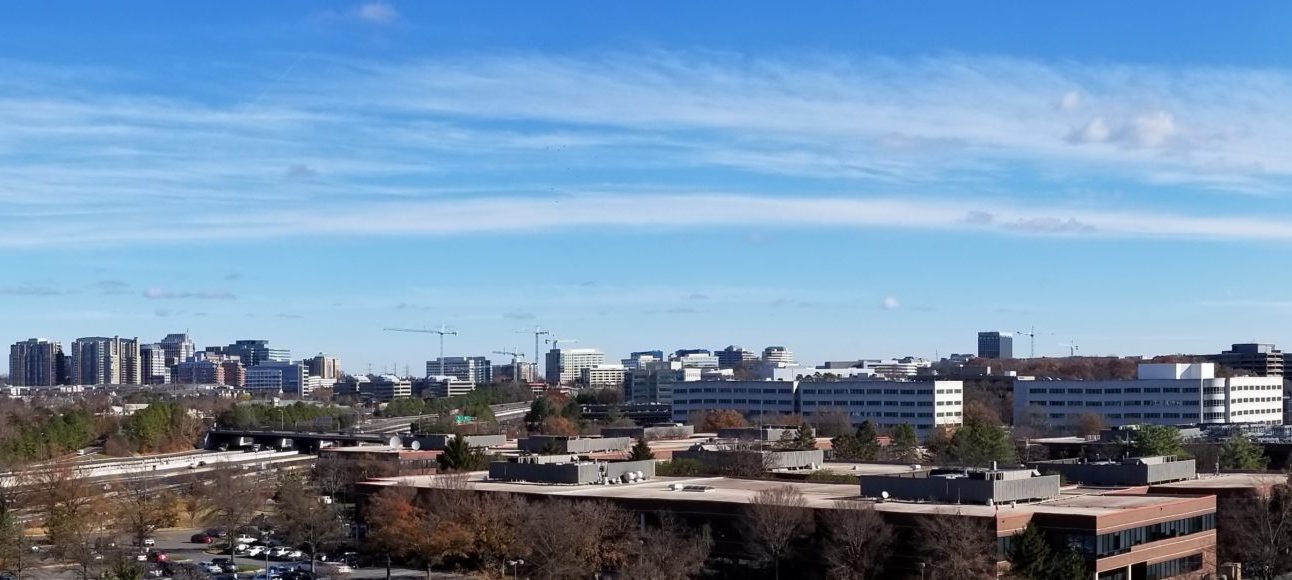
[
  {"left": 368, "top": 473, "right": 1204, "bottom": 517},
  {"left": 808, "top": 462, "right": 924, "bottom": 476},
  {"left": 1152, "top": 473, "right": 1287, "bottom": 490}
]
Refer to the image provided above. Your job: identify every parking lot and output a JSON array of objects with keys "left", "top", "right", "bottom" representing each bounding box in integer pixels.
[{"left": 15, "top": 528, "right": 461, "bottom": 580}]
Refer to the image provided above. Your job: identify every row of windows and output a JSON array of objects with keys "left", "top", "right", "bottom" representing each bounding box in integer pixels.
[
  {"left": 800, "top": 400, "right": 937, "bottom": 408},
  {"left": 1043, "top": 412, "right": 1203, "bottom": 420},
  {"left": 1094, "top": 514, "right": 1215, "bottom": 556},
  {"left": 800, "top": 388, "right": 938, "bottom": 396}
]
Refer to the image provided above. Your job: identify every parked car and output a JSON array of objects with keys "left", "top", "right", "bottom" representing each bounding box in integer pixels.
[
  {"left": 200, "top": 563, "right": 222, "bottom": 575},
  {"left": 135, "top": 552, "right": 148, "bottom": 562},
  {"left": 205, "top": 529, "right": 226, "bottom": 538},
  {"left": 284, "top": 550, "right": 304, "bottom": 561},
  {"left": 233, "top": 534, "right": 257, "bottom": 545},
  {"left": 190, "top": 533, "right": 214, "bottom": 544},
  {"left": 149, "top": 551, "right": 169, "bottom": 563},
  {"left": 269, "top": 547, "right": 292, "bottom": 560},
  {"left": 246, "top": 545, "right": 267, "bottom": 558},
  {"left": 317, "top": 562, "right": 351, "bottom": 574}
]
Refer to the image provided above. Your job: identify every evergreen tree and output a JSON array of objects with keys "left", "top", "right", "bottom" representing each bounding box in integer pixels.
[
  {"left": 792, "top": 425, "right": 817, "bottom": 450},
  {"left": 438, "top": 434, "right": 488, "bottom": 471},
  {"left": 1129, "top": 424, "right": 1184, "bottom": 458},
  {"left": 951, "top": 415, "right": 1016, "bottom": 467},
  {"left": 629, "top": 437, "right": 655, "bottom": 461},
  {"left": 1219, "top": 435, "right": 1269, "bottom": 470},
  {"left": 855, "top": 421, "right": 881, "bottom": 460},
  {"left": 1008, "top": 523, "right": 1052, "bottom": 579},
  {"left": 1047, "top": 546, "right": 1088, "bottom": 580},
  {"left": 830, "top": 433, "right": 863, "bottom": 461},
  {"left": 889, "top": 423, "right": 921, "bottom": 462}
]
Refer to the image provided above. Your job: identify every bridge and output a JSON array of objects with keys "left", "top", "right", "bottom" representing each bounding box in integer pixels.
[{"left": 206, "top": 401, "right": 533, "bottom": 451}]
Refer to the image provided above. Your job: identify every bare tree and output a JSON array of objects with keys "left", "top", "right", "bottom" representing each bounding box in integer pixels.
[
  {"left": 917, "top": 511, "right": 997, "bottom": 580},
  {"left": 743, "top": 485, "right": 813, "bottom": 580},
  {"left": 273, "top": 473, "right": 346, "bottom": 575},
  {"left": 620, "top": 513, "right": 713, "bottom": 580},
  {"left": 110, "top": 478, "right": 177, "bottom": 547},
  {"left": 1218, "top": 478, "right": 1292, "bottom": 579},
  {"left": 0, "top": 462, "right": 30, "bottom": 575},
  {"left": 821, "top": 500, "right": 893, "bottom": 580},
  {"left": 524, "top": 499, "right": 633, "bottom": 580},
  {"left": 35, "top": 465, "right": 106, "bottom": 566},
  {"left": 191, "top": 463, "right": 268, "bottom": 554}
]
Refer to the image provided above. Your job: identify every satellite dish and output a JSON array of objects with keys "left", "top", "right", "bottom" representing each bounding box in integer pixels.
[
  {"left": 388, "top": 436, "right": 401, "bottom": 447},
  {"left": 410, "top": 440, "right": 422, "bottom": 451}
]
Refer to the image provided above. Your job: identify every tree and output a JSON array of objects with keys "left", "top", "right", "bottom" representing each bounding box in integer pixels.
[
  {"left": 1007, "top": 522, "right": 1052, "bottom": 579},
  {"left": 438, "top": 433, "right": 489, "bottom": 472},
  {"left": 273, "top": 474, "right": 346, "bottom": 575},
  {"left": 1220, "top": 435, "right": 1269, "bottom": 471},
  {"left": 191, "top": 462, "right": 268, "bottom": 554},
  {"left": 0, "top": 463, "right": 28, "bottom": 575},
  {"left": 364, "top": 485, "right": 430, "bottom": 566},
  {"left": 111, "top": 478, "right": 178, "bottom": 548},
  {"left": 889, "top": 423, "right": 921, "bottom": 462},
  {"left": 1219, "top": 476, "right": 1292, "bottom": 579},
  {"left": 832, "top": 421, "right": 880, "bottom": 462},
  {"left": 36, "top": 465, "right": 105, "bottom": 565},
  {"left": 539, "top": 416, "right": 578, "bottom": 436},
  {"left": 1073, "top": 413, "right": 1105, "bottom": 438},
  {"left": 697, "top": 409, "right": 748, "bottom": 432},
  {"left": 1129, "top": 424, "right": 1184, "bottom": 458},
  {"left": 917, "top": 512, "right": 997, "bottom": 580},
  {"left": 949, "top": 414, "right": 1016, "bottom": 467},
  {"left": 743, "top": 486, "right": 813, "bottom": 580},
  {"left": 620, "top": 513, "right": 712, "bottom": 580},
  {"left": 629, "top": 437, "right": 655, "bottom": 461},
  {"left": 792, "top": 425, "right": 817, "bottom": 450},
  {"left": 820, "top": 501, "right": 892, "bottom": 580},
  {"left": 813, "top": 411, "right": 853, "bottom": 438},
  {"left": 524, "top": 499, "right": 633, "bottom": 580},
  {"left": 1047, "top": 547, "right": 1088, "bottom": 580}
]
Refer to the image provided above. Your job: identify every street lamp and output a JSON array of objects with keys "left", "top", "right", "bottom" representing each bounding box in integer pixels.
[{"left": 507, "top": 559, "right": 524, "bottom": 580}]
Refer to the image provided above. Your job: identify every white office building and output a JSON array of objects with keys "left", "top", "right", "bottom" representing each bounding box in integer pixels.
[
  {"left": 1013, "top": 363, "right": 1284, "bottom": 428},
  {"left": 580, "top": 364, "right": 628, "bottom": 388},
  {"left": 427, "top": 376, "right": 476, "bottom": 398},
  {"left": 545, "top": 348, "right": 606, "bottom": 385},
  {"left": 672, "top": 378, "right": 964, "bottom": 439}
]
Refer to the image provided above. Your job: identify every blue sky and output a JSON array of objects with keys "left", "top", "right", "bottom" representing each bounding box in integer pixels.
[{"left": 6, "top": 2, "right": 1292, "bottom": 374}]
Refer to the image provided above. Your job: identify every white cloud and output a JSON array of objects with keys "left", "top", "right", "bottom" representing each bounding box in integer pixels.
[
  {"left": 881, "top": 296, "right": 901, "bottom": 310},
  {"left": 1059, "top": 90, "right": 1082, "bottom": 111},
  {"left": 1128, "top": 111, "right": 1179, "bottom": 148},
  {"left": 1068, "top": 117, "right": 1111, "bottom": 144},
  {"left": 142, "top": 287, "right": 236, "bottom": 300},
  {"left": 356, "top": 2, "right": 398, "bottom": 24}
]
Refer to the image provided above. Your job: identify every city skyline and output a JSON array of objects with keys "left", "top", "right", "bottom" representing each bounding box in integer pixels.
[{"left": 7, "top": 2, "right": 1292, "bottom": 370}]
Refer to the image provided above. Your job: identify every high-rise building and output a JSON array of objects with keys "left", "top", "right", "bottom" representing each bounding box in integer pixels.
[
  {"left": 220, "top": 359, "right": 246, "bottom": 387},
  {"left": 8, "top": 338, "right": 65, "bottom": 386},
  {"left": 70, "top": 336, "right": 141, "bottom": 385},
  {"left": 160, "top": 333, "right": 195, "bottom": 367},
  {"left": 173, "top": 359, "right": 224, "bottom": 385},
  {"left": 761, "top": 346, "right": 795, "bottom": 366},
  {"left": 545, "top": 348, "right": 606, "bottom": 384},
  {"left": 1215, "top": 343, "right": 1284, "bottom": 377},
  {"left": 223, "top": 340, "right": 290, "bottom": 368},
  {"left": 246, "top": 361, "right": 309, "bottom": 396},
  {"left": 139, "top": 343, "right": 169, "bottom": 384},
  {"left": 306, "top": 354, "right": 342, "bottom": 381},
  {"left": 494, "top": 361, "right": 538, "bottom": 384},
  {"left": 716, "top": 345, "right": 759, "bottom": 369},
  {"left": 977, "top": 331, "right": 1014, "bottom": 359},
  {"left": 427, "top": 356, "right": 493, "bottom": 384}
]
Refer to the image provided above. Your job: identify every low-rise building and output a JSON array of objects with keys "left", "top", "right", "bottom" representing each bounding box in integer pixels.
[
  {"left": 517, "top": 435, "right": 632, "bottom": 455},
  {"left": 1028, "top": 456, "right": 1196, "bottom": 487},
  {"left": 1013, "top": 363, "right": 1283, "bottom": 428},
  {"left": 580, "top": 364, "right": 627, "bottom": 388}
]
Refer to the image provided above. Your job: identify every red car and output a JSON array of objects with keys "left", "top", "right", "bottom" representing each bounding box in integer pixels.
[
  {"left": 149, "top": 551, "right": 169, "bottom": 563},
  {"left": 191, "top": 534, "right": 214, "bottom": 544}
]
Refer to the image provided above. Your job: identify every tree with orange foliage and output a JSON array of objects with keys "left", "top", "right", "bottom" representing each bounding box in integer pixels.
[
  {"left": 540, "top": 416, "right": 579, "bottom": 436},
  {"left": 696, "top": 409, "right": 748, "bottom": 432}
]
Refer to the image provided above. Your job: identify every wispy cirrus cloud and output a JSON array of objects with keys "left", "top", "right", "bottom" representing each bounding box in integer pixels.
[
  {"left": 142, "top": 287, "right": 237, "bottom": 300},
  {"left": 7, "top": 52, "right": 1292, "bottom": 249}
]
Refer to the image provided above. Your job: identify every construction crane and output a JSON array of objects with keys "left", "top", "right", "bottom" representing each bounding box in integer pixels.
[
  {"left": 493, "top": 350, "right": 526, "bottom": 385},
  {"left": 517, "top": 326, "right": 550, "bottom": 375},
  {"left": 545, "top": 337, "right": 578, "bottom": 349},
  {"left": 1015, "top": 325, "right": 1052, "bottom": 358},
  {"left": 384, "top": 324, "right": 458, "bottom": 377},
  {"left": 1060, "top": 341, "right": 1080, "bottom": 357}
]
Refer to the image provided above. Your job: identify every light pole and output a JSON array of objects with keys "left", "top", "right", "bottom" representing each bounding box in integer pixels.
[{"left": 507, "top": 559, "right": 524, "bottom": 580}]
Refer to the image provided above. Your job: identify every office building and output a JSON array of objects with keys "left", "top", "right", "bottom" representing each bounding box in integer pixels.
[
  {"left": 426, "top": 376, "right": 476, "bottom": 398},
  {"left": 622, "top": 351, "right": 663, "bottom": 370},
  {"left": 139, "top": 343, "right": 169, "bottom": 384},
  {"left": 494, "top": 361, "right": 537, "bottom": 384},
  {"left": 545, "top": 347, "right": 606, "bottom": 385},
  {"left": 307, "top": 353, "right": 343, "bottom": 381},
  {"left": 760, "top": 346, "right": 795, "bottom": 366},
  {"left": 1214, "top": 343, "right": 1283, "bottom": 377},
  {"left": 70, "top": 336, "right": 140, "bottom": 385},
  {"left": 716, "top": 345, "right": 759, "bottom": 369},
  {"left": 361, "top": 374, "right": 412, "bottom": 401},
  {"left": 223, "top": 340, "right": 290, "bottom": 368},
  {"left": 246, "top": 361, "right": 309, "bottom": 396},
  {"left": 220, "top": 359, "right": 245, "bottom": 387},
  {"left": 977, "top": 331, "right": 1014, "bottom": 359},
  {"left": 427, "top": 356, "right": 493, "bottom": 384},
  {"left": 580, "top": 364, "right": 628, "bottom": 388},
  {"left": 160, "top": 333, "right": 195, "bottom": 367},
  {"left": 173, "top": 359, "right": 223, "bottom": 385},
  {"left": 1013, "top": 363, "right": 1284, "bottom": 428},
  {"left": 673, "top": 351, "right": 720, "bottom": 369},
  {"left": 8, "top": 338, "right": 65, "bottom": 386}
]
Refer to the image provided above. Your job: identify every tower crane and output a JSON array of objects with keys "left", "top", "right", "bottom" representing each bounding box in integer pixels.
[
  {"left": 545, "top": 337, "right": 578, "bottom": 349},
  {"left": 1060, "top": 341, "right": 1080, "bottom": 357},
  {"left": 517, "top": 326, "right": 550, "bottom": 375},
  {"left": 1015, "top": 325, "right": 1053, "bottom": 358},
  {"left": 384, "top": 324, "right": 458, "bottom": 377},
  {"left": 493, "top": 350, "right": 526, "bottom": 385}
]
